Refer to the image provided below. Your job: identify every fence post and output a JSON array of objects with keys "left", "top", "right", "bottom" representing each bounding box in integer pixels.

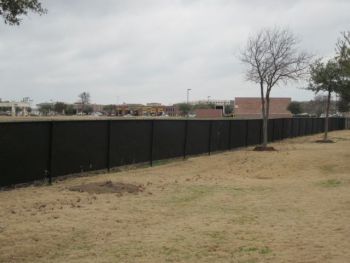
[
  {"left": 47, "top": 121, "right": 54, "bottom": 185},
  {"left": 106, "top": 120, "right": 112, "bottom": 172},
  {"left": 208, "top": 120, "right": 212, "bottom": 155},
  {"left": 183, "top": 120, "right": 188, "bottom": 159},
  {"left": 150, "top": 120, "right": 154, "bottom": 166}
]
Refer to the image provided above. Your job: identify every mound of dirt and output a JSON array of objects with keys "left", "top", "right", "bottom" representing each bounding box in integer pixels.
[
  {"left": 69, "top": 181, "right": 145, "bottom": 195},
  {"left": 254, "top": 146, "right": 277, "bottom": 151},
  {"left": 315, "top": 139, "right": 335, "bottom": 143}
]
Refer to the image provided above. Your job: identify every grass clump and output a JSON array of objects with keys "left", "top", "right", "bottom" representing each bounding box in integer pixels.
[{"left": 320, "top": 179, "right": 342, "bottom": 188}]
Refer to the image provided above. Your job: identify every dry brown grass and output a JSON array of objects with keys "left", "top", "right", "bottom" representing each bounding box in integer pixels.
[{"left": 1, "top": 131, "right": 350, "bottom": 263}]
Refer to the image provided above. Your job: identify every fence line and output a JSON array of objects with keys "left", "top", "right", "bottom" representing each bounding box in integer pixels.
[
  {"left": 345, "top": 118, "right": 350, "bottom": 129},
  {"left": 0, "top": 117, "right": 346, "bottom": 187}
]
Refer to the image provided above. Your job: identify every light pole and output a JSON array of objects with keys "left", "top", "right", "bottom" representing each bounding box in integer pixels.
[
  {"left": 187, "top": 89, "right": 191, "bottom": 104},
  {"left": 207, "top": 96, "right": 211, "bottom": 104}
]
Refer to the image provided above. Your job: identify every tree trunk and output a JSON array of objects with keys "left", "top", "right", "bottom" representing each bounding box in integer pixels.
[
  {"left": 263, "top": 93, "right": 270, "bottom": 148},
  {"left": 260, "top": 83, "right": 268, "bottom": 148},
  {"left": 324, "top": 90, "right": 331, "bottom": 141}
]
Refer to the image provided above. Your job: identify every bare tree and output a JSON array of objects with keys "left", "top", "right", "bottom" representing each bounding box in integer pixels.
[
  {"left": 78, "top": 92, "right": 90, "bottom": 114},
  {"left": 240, "top": 28, "right": 311, "bottom": 149}
]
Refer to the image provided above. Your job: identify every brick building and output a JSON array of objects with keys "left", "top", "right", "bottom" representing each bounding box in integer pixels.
[
  {"left": 194, "top": 109, "right": 223, "bottom": 118},
  {"left": 234, "top": 97, "right": 292, "bottom": 119}
]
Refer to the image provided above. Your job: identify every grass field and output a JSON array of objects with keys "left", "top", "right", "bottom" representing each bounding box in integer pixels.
[{"left": 1, "top": 130, "right": 350, "bottom": 263}]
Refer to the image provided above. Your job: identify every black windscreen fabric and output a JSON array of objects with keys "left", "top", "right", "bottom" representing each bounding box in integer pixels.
[
  {"left": 305, "top": 119, "right": 313, "bottom": 135},
  {"left": 291, "top": 119, "right": 299, "bottom": 137},
  {"left": 152, "top": 120, "right": 186, "bottom": 160},
  {"left": 315, "top": 118, "right": 323, "bottom": 133},
  {"left": 312, "top": 118, "right": 318, "bottom": 134},
  {"left": 282, "top": 119, "right": 292, "bottom": 139},
  {"left": 246, "top": 120, "right": 262, "bottom": 145},
  {"left": 230, "top": 120, "right": 247, "bottom": 148},
  {"left": 0, "top": 122, "right": 50, "bottom": 186},
  {"left": 51, "top": 121, "right": 108, "bottom": 177},
  {"left": 1, "top": 118, "right": 346, "bottom": 187},
  {"left": 273, "top": 119, "right": 283, "bottom": 141},
  {"left": 110, "top": 120, "right": 152, "bottom": 167},
  {"left": 327, "top": 118, "right": 333, "bottom": 131},
  {"left": 211, "top": 121, "right": 230, "bottom": 152},
  {"left": 339, "top": 118, "right": 345, "bottom": 130},
  {"left": 299, "top": 118, "right": 306, "bottom": 136},
  {"left": 186, "top": 120, "right": 210, "bottom": 156},
  {"left": 268, "top": 120, "right": 274, "bottom": 142}
]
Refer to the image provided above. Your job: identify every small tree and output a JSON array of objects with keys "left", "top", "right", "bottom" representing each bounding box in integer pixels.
[
  {"left": 287, "top": 101, "right": 302, "bottom": 115},
  {"left": 38, "top": 103, "right": 53, "bottom": 116},
  {"left": 54, "top": 102, "right": 67, "bottom": 115},
  {"left": 193, "top": 103, "right": 215, "bottom": 110},
  {"left": 103, "top": 105, "right": 116, "bottom": 116},
  {"left": 224, "top": 104, "right": 233, "bottom": 115},
  {"left": 0, "top": 0, "right": 46, "bottom": 25},
  {"left": 307, "top": 59, "right": 343, "bottom": 141},
  {"left": 65, "top": 105, "right": 76, "bottom": 115},
  {"left": 240, "top": 28, "right": 310, "bottom": 149},
  {"left": 178, "top": 103, "right": 192, "bottom": 116}
]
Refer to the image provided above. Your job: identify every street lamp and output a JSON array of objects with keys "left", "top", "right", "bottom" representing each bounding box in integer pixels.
[{"left": 187, "top": 89, "right": 191, "bottom": 104}]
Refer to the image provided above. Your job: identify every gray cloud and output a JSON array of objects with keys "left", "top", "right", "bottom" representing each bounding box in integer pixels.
[{"left": 0, "top": 0, "right": 349, "bottom": 105}]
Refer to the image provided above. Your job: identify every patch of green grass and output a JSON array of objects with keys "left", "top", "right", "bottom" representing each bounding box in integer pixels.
[
  {"left": 259, "top": 246, "right": 272, "bottom": 255},
  {"left": 319, "top": 179, "right": 342, "bottom": 188},
  {"left": 239, "top": 247, "right": 259, "bottom": 253},
  {"left": 152, "top": 159, "right": 175, "bottom": 166}
]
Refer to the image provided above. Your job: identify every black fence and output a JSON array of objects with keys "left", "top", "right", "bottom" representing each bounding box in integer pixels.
[{"left": 0, "top": 117, "right": 346, "bottom": 187}]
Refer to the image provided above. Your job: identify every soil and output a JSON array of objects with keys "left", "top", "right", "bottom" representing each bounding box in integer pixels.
[
  {"left": 69, "top": 181, "right": 145, "bottom": 195},
  {"left": 253, "top": 146, "right": 277, "bottom": 151},
  {"left": 315, "top": 139, "right": 335, "bottom": 143}
]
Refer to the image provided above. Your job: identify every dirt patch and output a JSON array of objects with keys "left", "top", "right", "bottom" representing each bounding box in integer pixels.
[
  {"left": 69, "top": 180, "right": 145, "bottom": 195},
  {"left": 315, "top": 139, "right": 335, "bottom": 143},
  {"left": 254, "top": 146, "right": 277, "bottom": 151}
]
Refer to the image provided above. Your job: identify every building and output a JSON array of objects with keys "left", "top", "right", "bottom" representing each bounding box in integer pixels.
[
  {"left": 116, "top": 103, "right": 165, "bottom": 116},
  {"left": 0, "top": 100, "right": 31, "bottom": 116},
  {"left": 189, "top": 99, "right": 234, "bottom": 115},
  {"left": 234, "top": 97, "right": 292, "bottom": 119},
  {"left": 194, "top": 109, "right": 223, "bottom": 118},
  {"left": 164, "top": 105, "right": 180, "bottom": 117}
]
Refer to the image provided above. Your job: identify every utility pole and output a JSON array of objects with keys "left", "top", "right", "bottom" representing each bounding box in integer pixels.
[{"left": 187, "top": 89, "right": 191, "bottom": 104}]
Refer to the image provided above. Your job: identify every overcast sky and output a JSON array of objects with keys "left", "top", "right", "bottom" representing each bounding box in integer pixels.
[{"left": 0, "top": 0, "right": 349, "bottom": 105}]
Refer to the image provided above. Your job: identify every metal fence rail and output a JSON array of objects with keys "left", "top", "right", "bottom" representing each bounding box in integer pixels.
[{"left": 0, "top": 117, "right": 346, "bottom": 187}]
